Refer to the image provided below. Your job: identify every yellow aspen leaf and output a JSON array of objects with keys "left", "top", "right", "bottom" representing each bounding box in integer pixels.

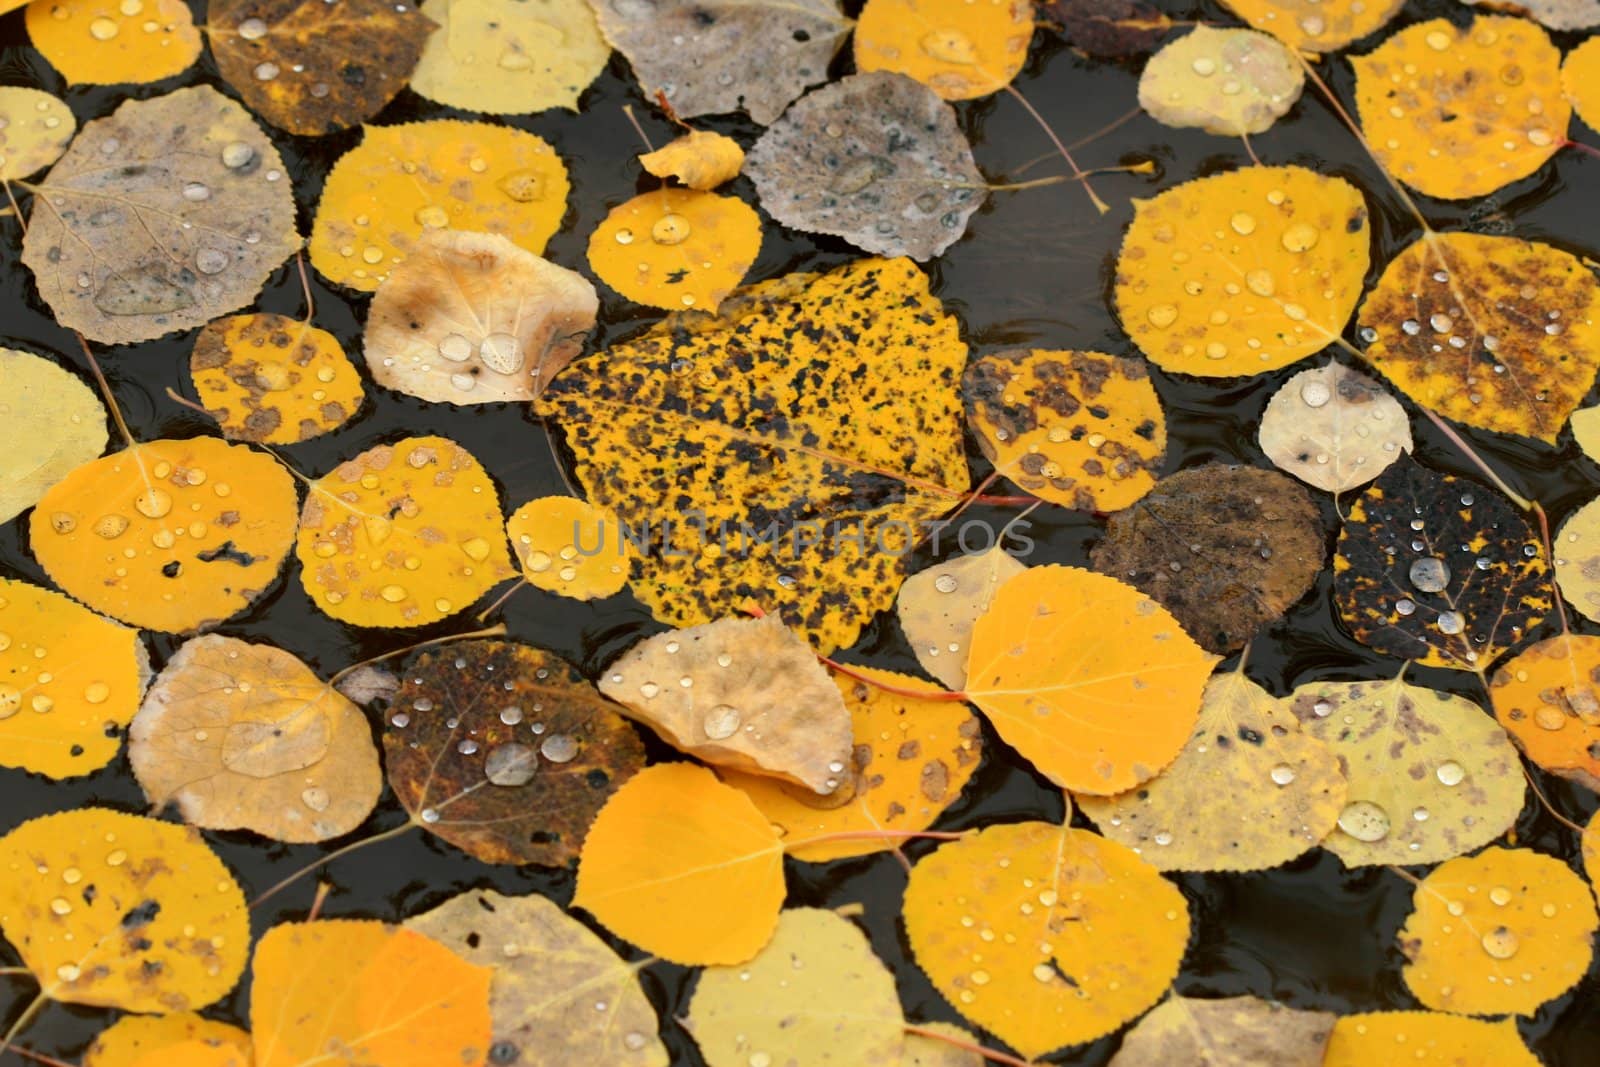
[
  {"left": 1356, "top": 231, "right": 1600, "bottom": 442},
  {"left": 129, "top": 634, "right": 382, "bottom": 843},
  {"left": 1078, "top": 669, "right": 1346, "bottom": 872},
  {"left": 296, "top": 435, "right": 515, "bottom": 628},
  {"left": 574, "top": 762, "right": 786, "bottom": 965},
  {"left": 1108, "top": 995, "right": 1333, "bottom": 1067},
  {"left": 27, "top": 0, "right": 200, "bottom": 85},
  {"left": 309, "top": 120, "right": 570, "bottom": 292},
  {"left": 1564, "top": 36, "right": 1600, "bottom": 131},
  {"left": 412, "top": 0, "right": 608, "bottom": 114},
  {"left": 506, "top": 495, "right": 631, "bottom": 600},
  {"left": 84, "top": 1014, "right": 251, "bottom": 1067},
  {"left": 1220, "top": 0, "right": 1403, "bottom": 52},
  {"left": 365, "top": 229, "right": 598, "bottom": 405},
  {"left": 854, "top": 0, "right": 1033, "bottom": 101},
  {"left": 903, "top": 821, "right": 1190, "bottom": 1058},
  {"left": 190, "top": 313, "right": 364, "bottom": 444},
  {"left": 639, "top": 130, "right": 745, "bottom": 191},
  {"left": 1352, "top": 17, "right": 1567, "bottom": 200},
  {"left": 0, "top": 88, "right": 73, "bottom": 181},
  {"left": 0, "top": 348, "right": 107, "bottom": 525},
  {"left": 1397, "top": 846, "right": 1598, "bottom": 1016},
  {"left": 1323, "top": 1012, "right": 1541, "bottom": 1067},
  {"left": 1113, "top": 165, "right": 1371, "bottom": 378},
  {"left": 0, "top": 808, "right": 248, "bottom": 1012},
  {"left": 249, "top": 920, "right": 493, "bottom": 1067},
  {"left": 0, "top": 577, "right": 148, "bottom": 779},
  {"left": 1584, "top": 810, "right": 1600, "bottom": 894},
  {"left": 1257, "top": 363, "right": 1412, "bottom": 495},
  {"left": 1490, "top": 634, "right": 1600, "bottom": 792},
  {"left": 686, "top": 908, "right": 904, "bottom": 1067},
  {"left": 963, "top": 348, "right": 1166, "bottom": 511},
  {"left": 1556, "top": 497, "right": 1600, "bottom": 623},
  {"left": 1574, "top": 405, "right": 1600, "bottom": 459},
  {"left": 721, "top": 666, "right": 982, "bottom": 862},
  {"left": 1138, "top": 27, "right": 1304, "bottom": 137},
  {"left": 30, "top": 437, "right": 299, "bottom": 633},
  {"left": 586, "top": 188, "right": 762, "bottom": 312},
  {"left": 898, "top": 548, "right": 1025, "bottom": 691}
]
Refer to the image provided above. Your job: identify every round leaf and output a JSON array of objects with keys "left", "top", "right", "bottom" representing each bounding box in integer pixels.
[
  {"left": 84, "top": 1014, "right": 250, "bottom": 1067},
  {"left": 27, "top": 0, "right": 200, "bottom": 85},
  {"left": 1556, "top": 496, "right": 1600, "bottom": 623},
  {"left": 0, "top": 348, "right": 107, "bottom": 526},
  {"left": 1257, "top": 362, "right": 1411, "bottom": 494},
  {"left": 897, "top": 547, "right": 1026, "bottom": 691},
  {"left": 411, "top": 0, "right": 608, "bottom": 114},
  {"left": 1220, "top": 0, "right": 1403, "bottom": 52},
  {"left": 1490, "top": 634, "right": 1600, "bottom": 791},
  {"left": 854, "top": 0, "right": 1033, "bottom": 101},
  {"left": 190, "top": 313, "right": 364, "bottom": 444},
  {"left": 506, "top": 496, "right": 631, "bottom": 600},
  {"left": 0, "top": 88, "right": 74, "bottom": 181},
  {"left": 586, "top": 188, "right": 762, "bottom": 312},
  {"left": 1139, "top": 27, "right": 1304, "bottom": 137},
  {"left": 1323, "top": 1012, "right": 1541, "bottom": 1067}
]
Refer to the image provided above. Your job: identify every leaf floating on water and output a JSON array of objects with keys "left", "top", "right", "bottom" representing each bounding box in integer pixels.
[
  {"left": 1563, "top": 36, "right": 1600, "bottom": 131},
  {"left": 1139, "top": 27, "right": 1304, "bottom": 137},
  {"left": 412, "top": 0, "right": 606, "bottom": 114},
  {"left": 83, "top": 1014, "right": 252, "bottom": 1067},
  {"left": 1107, "top": 995, "right": 1334, "bottom": 1067},
  {"left": 901, "top": 1023, "right": 985, "bottom": 1067},
  {"left": 586, "top": 188, "right": 762, "bottom": 312},
  {"left": 1221, "top": 0, "right": 1404, "bottom": 52},
  {"left": 1257, "top": 363, "right": 1411, "bottom": 495},
  {"left": 27, "top": 0, "right": 201, "bottom": 85},
  {"left": 506, "top": 496, "right": 632, "bottom": 600},
  {"left": 190, "top": 313, "right": 364, "bottom": 444},
  {"left": 1555, "top": 497, "right": 1600, "bottom": 624},
  {"left": 1473, "top": 0, "right": 1600, "bottom": 30},
  {"left": 1044, "top": 0, "right": 1171, "bottom": 58},
  {"left": 639, "top": 130, "right": 744, "bottom": 191},
  {"left": 1323, "top": 1012, "right": 1542, "bottom": 1067},
  {"left": 854, "top": 0, "right": 1033, "bottom": 101},
  {"left": 1490, "top": 634, "right": 1600, "bottom": 792},
  {"left": 0, "top": 87, "right": 74, "bottom": 181},
  {"left": 0, "top": 348, "right": 107, "bottom": 525},
  {"left": 897, "top": 547, "right": 1025, "bottom": 691},
  {"left": 744, "top": 71, "right": 986, "bottom": 261}
]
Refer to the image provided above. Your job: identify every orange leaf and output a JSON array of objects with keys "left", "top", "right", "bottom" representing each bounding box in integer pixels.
[
  {"left": 854, "top": 0, "right": 1034, "bottom": 100},
  {"left": 1490, "top": 634, "right": 1600, "bottom": 791},
  {"left": 84, "top": 1014, "right": 251, "bottom": 1067}
]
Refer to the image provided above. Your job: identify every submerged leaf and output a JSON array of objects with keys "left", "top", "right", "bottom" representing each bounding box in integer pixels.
[
  {"left": 412, "top": 0, "right": 607, "bottom": 114},
  {"left": 1108, "top": 995, "right": 1333, "bottom": 1067},
  {"left": 897, "top": 547, "right": 1025, "bottom": 691},
  {"left": 855, "top": 0, "right": 1033, "bottom": 101},
  {"left": 586, "top": 188, "right": 762, "bottom": 312},
  {"left": 639, "top": 130, "right": 745, "bottom": 191},
  {"left": 1257, "top": 362, "right": 1411, "bottom": 494},
  {"left": 1490, "top": 634, "right": 1600, "bottom": 792},
  {"left": 190, "top": 313, "right": 364, "bottom": 444},
  {"left": 1139, "top": 27, "right": 1303, "bottom": 137},
  {"left": 27, "top": 0, "right": 200, "bottom": 85},
  {"left": 1323, "top": 1012, "right": 1541, "bottom": 1067},
  {"left": 0, "top": 348, "right": 106, "bottom": 525},
  {"left": 0, "top": 88, "right": 74, "bottom": 181},
  {"left": 1221, "top": 0, "right": 1403, "bottom": 52}
]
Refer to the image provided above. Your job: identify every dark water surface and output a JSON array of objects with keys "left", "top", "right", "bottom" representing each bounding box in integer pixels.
[{"left": 4, "top": 0, "right": 1600, "bottom": 1063}]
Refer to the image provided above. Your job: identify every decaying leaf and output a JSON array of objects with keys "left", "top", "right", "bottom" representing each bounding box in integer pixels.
[
  {"left": 0, "top": 808, "right": 248, "bottom": 1012},
  {"left": 506, "top": 496, "right": 631, "bottom": 600},
  {"left": 640, "top": 130, "right": 745, "bottom": 191},
  {"left": 1323, "top": 1012, "right": 1542, "bottom": 1067},
  {"left": 407, "top": 889, "right": 668, "bottom": 1067},
  {"left": 0, "top": 348, "right": 106, "bottom": 525},
  {"left": 1139, "top": 27, "right": 1303, "bottom": 137},
  {"left": 190, "top": 313, "right": 364, "bottom": 444},
  {"left": 854, "top": 0, "right": 1033, "bottom": 101},
  {"left": 1490, "top": 634, "right": 1600, "bottom": 792},
  {"left": 903, "top": 821, "right": 1189, "bottom": 1058},
  {"left": 1078, "top": 669, "right": 1346, "bottom": 872},
  {"left": 1107, "top": 995, "right": 1334, "bottom": 1067},
  {"left": 1556, "top": 496, "right": 1600, "bottom": 623},
  {"left": 586, "top": 188, "right": 762, "bottom": 312},
  {"left": 27, "top": 0, "right": 200, "bottom": 85},
  {"left": 897, "top": 547, "right": 1026, "bottom": 691},
  {"left": 1285, "top": 677, "right": 1524, "bottom": 866},
  {"left": 1044, "top": 0, "right": 1171, "bottom": 58},
  {"left": 1333, "top": 455, "right": 1551, "bottom": 671},
  {"left": 366, "top": 229, "right": 598, "bottom": 404},
  {"left": 1090, "top": 463, "right": 1325, "bottom": 654},
  {"left": 21, "top": 87, "right": 300, "bottom": 345},
  {"left": 384, "top": 639, "right": 645, "bottom": 865},
  {"left": 333, "top": 663, "right": 400, "bottom": 705},
  {"left": 0, "top": 88, "right": 74, "bottom": 181},
  {"left": 1113, "top": 165, "right": 1371, "bottom": 377},
  {"left": 1257, "top": 362, "right": 1411, "bottom": 495},
  {"left": 83, "top": 1014, "right": 251, "bottom": 1067},
  {"left": 208, "top": 0, "right": 436, "bottom": 136},
  {"left": 1221, "top": 0, "right": 1404, "bottom": 52},
  {"left": 686, "top": 909, "right": 904, "bottom": 1067},
  {"left": 744, "top": 72, "right": 985, "bottom": 261},
  {"left": 412, "top": 0, "right": 607, "bottom": 114},
  {"left": 1564, "top": 36, "right": 1600, "bottom": 131}
]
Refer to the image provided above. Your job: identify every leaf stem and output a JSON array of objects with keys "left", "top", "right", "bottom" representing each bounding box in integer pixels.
[
  {"left": 0, "top": 991, "right": 47, "bottom": 1063},
  {"left": 326, "top": 622, "right": 507, "bottom": 686},
  {"left": 1520, "top": 762, "right": 1588, "bottom": 835},
  {"left": 1002, "top": 84, "right": 1108, "bottom": 215},
  {"left": 819, "top": 656, "right": 970, "bottom": 702},
  {"left": 74, "top": 333, "right": 135, "bottom": 450},
  {"left": 249, "top": 821, "right": 417, "bottom": 909},
  {"left": 903, "top": 1023, "right": 1037, "bottom": 1067},
  {"left": 9, "top": 1046, "right": 76, "bottom": 1067},
  {"left": 0, "top": 969, "right": 27, "bottom": 977}
]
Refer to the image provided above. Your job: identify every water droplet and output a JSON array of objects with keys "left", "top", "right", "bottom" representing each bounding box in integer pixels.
[
  {"left": 485, "top": 743, "right": 539, "bottom": 786},
  {"left": 1312, "top": 699, "right": 1332, "bottom": 717},
  {"left": 1191, "top": 56, "right": 1217, "bottom": 77},
  {"left": 1337, "top": 800, "right": 1390, "bottom": 842},
  {"left": 1402, "top": 319, "right": 1422, "bottom": 335},
  {"left": 934, "top": 574, "right": 958, "bottom": 594},
  {"left": 1436, "top": 761, "right": 1465, "bottom": 786},
  {"left": 1430, "top": 313, "right": 1454, "bottom": 333},
  {"left": 222, "top": 142, "right": 254, "bottom": 169},
  {"left": 479, "top": 332, "right": 522, "bottom": 374},
  {"left": 238, "top": 16, "right": 268, "bottom": 38},
  {"left": 1436, "top": 610, "right": 1465, "bottom": 635},
  {"left": 254, "top": 61, "right": 280, "bottom": 81},
  {"left": 195, "top": 248, "right": 230, "bottom": 275},
  {"left": 420, "top": 807, "right": 440, "bottom": 823},
  {"left": 88, "top": 16, "right": 119, "bottom": 40},
  {"left": 301, "top": 787, "right": 330, "bottom": 812},
  {"left": 1146, "top": 304, "right": 1178, "bottom": 328},
  {"left": 457, "top": 739, "right": 479, "bottom": 755},
  {"left": 134, "top": 488, "right": 172, "bottom": 519},
  {"left": 1280, "top": 223, "right": 1319, "bottom": 252},
  {"left": 1481, "top": 927, "right": 1520, "bottom": 959},
  {"left": 182, "top": 181, "right": 210, "bottom": 202},
  {"left": 1395, "top": 597, "right": 1416, "bottom": 616},
  {"left": 1534, "top": 705, "right": 1566, "bottom": 730},
  {"left": 1409, "top": 557, "right": 1450, "bottom": 592},
  {"left": 651, "top": 213, "right": 691, "bottom": 245},
  {"left": 1300, "top": 379, "right": 1331, "bottom": 408},
  {"left": 1269, "top": 763, "right": 1297, "bottom": 785},
  {"left": 704, "top": 704, "right": 741, "bottom": 740},
  {"left": 1153, "top": 830, "right": 1173, "bottom": 846},
  {"left": 540, "top": 734, "right": 579, "bottom": 763}
]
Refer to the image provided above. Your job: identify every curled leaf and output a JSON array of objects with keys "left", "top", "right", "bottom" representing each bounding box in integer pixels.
[
  {"left": 190, "top": 313, "right": 364, "bottom": 444},
  {"left": 640, "top": 130, "right": 745, "bottom": 191},
  {"left": 1139, "top": 27, "right": 1303, "bottom": 137}
]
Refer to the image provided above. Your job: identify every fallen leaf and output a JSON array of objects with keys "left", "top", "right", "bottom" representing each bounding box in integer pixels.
[
  {"left": 190, "top": 313, "right": 364, "bottom": 444},
  {"left": 30, "top": 436, "right": 299, "bottom": 633},
  {"left": 600, "top": 613, "right": 853, "bottom": 796},
  {"left": 1585, "top": 811, "right": 1600, "bottom": 892},
  {"left": 0, "top": 808, "right": 248, "bottom": 1012},
  {"left": 1564, "top": 35, "right": 1600, "bottom": 130},
  {"left": 506, "top": 496, "right": 631, "bottom": 600},
  {"left": 310, "top": 120, "right": 569, "bottom": 292},
  {"left": 21, "top": 86, "right": 300, "bottom": 345},
  {"left": 406, "top": 889, "right": 668, "bottom": 1067},
  {"left": 586, "top": 188, "right": 762, "bottom": 312},
  {"left": 27, "top": 0, "right": 200, "bottom": 85},
  {"left": 854, "top": 0, "right": 1033, "bottom": 101},
  {"left": 249, "top": 920, "right": 493, "bottom": 1067},
  {"left": 902, "top": 1022, "right": 984, "bottom": 1066},
  {"left": 1089, "top": 463, "right": 1325, "bottom": 654},
  {"left": 897, "top": 547, "right": 1026, "bottom": 691},
  {"left": 1478, "top": 0, "right": 1600, "bottom": 29},
  {"left": 1107, "top": 995, "right": 1334, "bottom": 1067},
  {"left": 1332, "top": 455, "right": 1550, "bottom": 671},
  {"left": 589, "top": 0, "right": 850, "bottom": 124},
  {"left": 686, "top": 909, "right": 904, "bottom": 1067},
  {"left": 903, "top": 821, "right": 1189, "bottom": 1058},
  {"left": 1323, "top": 1012, "right": 1541, "bottom": 1067},
  {"left": 574, "top": 762, "right": 786, "bottom": 965},
  {"left": 384, "top": 639, "right": 645, "bottom": 865},
  {"left": 1078, "top": 669, "right": 1346, "bottom": 872},
  {"left": 333, "top": 664, "right": 400, "bottom": 705},
  {"left": 1044, "top": 0, "right": 1171, "bottom": 58},
  {"left": 1398, "top": 846, "right": 1597, "bottom": 1016},
  {"left": 965, "top": 565, "right": 1217, "bottom": 794},
  {"left": 1489, "top": 634, "right": 1600, "bottom": 792},
  {"left": 295, "top": 435, "right": 515, "bottom": 628},
  {"left": 0, "top": 88, "right": 74, "bottom": 180},
  {"left": 1257, "top": 362, "right": 1412, "bottom": 495},
  {"left": 208, "top": 0, "right": 436, "bottom": 135},
  {"left": 744, "top": 71, "right": 986, "bottom": 261},
  {"left": 411, "top": 0, "right": 606, "bottom": 114},
  {"left": 1574, "top": 405, "right": 1600, "bottom": 460},
  {"left": 0, "top": 576, "right": 148, "bottom": 779},
  {"left": 1285, "top": 677, "right": 1524, "bottom": 866},
  {"left": 366, "top": 229, "right": 597, "bottom": 404},
  {"left": 640, "top": 130, "right": 745, "bottom": 191},
  {"left": 1113, "top": 165, "right": 1371, "bottom": 377},
  {"left": 84, "top": 1015, "right": 249, "bottom": 1067},
  {"left": 1139, "top": 27, "right": 1304, "bottom": 137},
  {"left": 1556, "top": 496, "right": 1600, "bottom": 623},
  {"left": 0, "top": 348, "right": 106, "bottom": 525},
  {"left": 963, "top": 348, "right": 1166, "bottom": 511},
  {"left": 1221, "top": 0, "right": 1404, "bottom": 52}
]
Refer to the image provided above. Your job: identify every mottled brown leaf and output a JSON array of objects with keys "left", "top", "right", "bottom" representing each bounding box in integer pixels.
[{"left": 1045, "top": 0, "right": 1171, "bottom": 57}]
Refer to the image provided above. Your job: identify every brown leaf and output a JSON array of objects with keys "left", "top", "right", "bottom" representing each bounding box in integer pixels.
[{"left": 1045, "top": 0, "right": 1171, "bottom": 57}]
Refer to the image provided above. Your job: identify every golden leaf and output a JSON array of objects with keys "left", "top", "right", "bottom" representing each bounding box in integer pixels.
[
  {"left": 190, "top": 313, "right": 364, "bottom": 444},
  {"left": 1490, "top": 634, "right": 1600, "bottom": 791},
  {"left": 27, "top": 0, "right": 200, "bottom": 85},
  {"left": 1221, "top": 0, "right": 1403, "bottom": 52},
  {"left": 1323, "top": 1012, "right": 1541, "bottom": 1067},
  {"left": 1138, "top": 27, "right": 1303, "bottom": 136},
  {"left": 586, "top": 188, "right": 762, "bottom": 312},
  {"left": 854, "top": 0, "right": 1033, "bottom": 100},
  {"left": 83, "top": 1014, "right": 250, "bottom": 1067},
  {"left": 639, "top": 130, "right": 745, "bottom": 191},
  {"left": 412, "top": 0, "right": 608, "bottom": 114},
  {"left": 0, "top": 348, "right": 106, "bottom": 525},
  {"left": 1107, "top": 995, "right": 1333, "bottom": 1067},
  {"left": 0, "top": 87, "right": 74, "bottom": 181},
  {"left": 506, "top": 496, "right": 631, "bottom": 600}
]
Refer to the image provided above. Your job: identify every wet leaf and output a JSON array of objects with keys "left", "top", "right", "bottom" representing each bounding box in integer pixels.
[
  {"left": 639, "top": 130, "right": 744, "bottom": 191},
  {"left": 1078, "top": 670, "right": 1346, "bottom": 872},
  {"left": 1285, "top": 677, "right": 1524, "bottom": 866},
  {"left": 0, "top": 87, "right": 74, "bottom": 181},
  {"left": 249, "top": 920, "right": 492, "bottom": 1067},
  {"left": 574, "top": 762, "right": 786, "bottom": 965},
  {"left": 744, "top": 71, "right": 985, "bottom": 261},
  {"left": 589, "top": 0, "right": 850, "bottom": 125},
  {"left": 1107, "top": 995, "right": 1333, "bottom": 1067},
  {"left": 1332, "top": 455, "right": 1551, "bottom": 671},
  {"left": 1113, "top": 165, "right": 1371, "bottom": 377},
  {"left": 384, "top": 639, "right": 645, "bottom": 865},
  {"left": 586, "top": 188, "right": 762, "bottom": 312},
  {"left": 309, "top": 120, "right": 569, "bottom": 292},
  {"left": 129, "top": 634, "right": 381, "bottom": 843},
  {"left": 1257, "top": 362, "right": 1412, "bottom": 495},
  {"left": 1089, "top": 463, "right": 1325, "bottom": 654},
  {"left": 208, "top": 0, "right": 435, "bottom": 136},
  {"left": 190, "top": 313, "right": 364, "bottom": 444},
  {"left": 506, "top": 495, "right": 631, "bottom": 600},
  {"left": 901, "top": 1023, "right": 984, "bottom": 1066},
  {"left": 30, "top": 436, "right": 299, "bottom": 633},
  {"left": 1555, "top": 496, "right": 1600, "bottom": 623},
  {"left": 295, "top": 435, "right": 515, "bottom": 628},
  {"left": 1044, "top": 0, "right": 1171, "bottom": 58},
  {"left": 537, "top": 258, "right": 970, "bottom": 654},
  {"left": 0, "top": 348, "right": 106, "bottom": 525},
  {"left": 1473, "top": 0, "right": 1600, "bottom": 30},
  {"left": 686, "top": 908, "right": 904, "bottom": 1067},
  {"left": 406, "top": 889, "right": 668, "bottom": 1067},
  {"left": 366, "top": 229, "right": 597, "bottom": 405},
  {"left": 1221, "top": 0, "right": 1404, "bottom": 52},
  {"left": 84, "top": 1014, "right": 251, "bottom": 1067},
  {"left": 854, "top": 0, "right": 1033, "bottom": 101},
  {"left": 965, "top": 565, "right": 1217, "bottom": 794},
  {"left": 1397, "top": 846, "right": 1597, "bottom": 1016},
  {"left": 963, "top": 348, "right": 1166, "bottom": 511},
  {"left": 412, "top": 0, "right": 606, "bottom": 114},
  {"left": 903, "top": 821, "right": 1190, "bottom": 1058},
  {"left": 1564, "top": 36, "right": 1600, "bottom": 130},
  {"left": 27, "top": 0, "right": 200, "bottom": 85},
  {"left": 0, "top": 576, "right": 148, "bottom": 779},
  {"left": 1490, "top": 634, "right": 1600, "bottom": 792},
  {"left": 897, "top": 547, "right": 1025, "bottom": 691},
  {"left": 600, "top": 613, "right": 853, "bottom": 796},
  {"left": 1323, "top": 1012, "right": 1541, "bottom": 1067},
  {"left": 21, "top": 86, "right": 299, "bottom": 345},
  {"left": 0, "top": 808, "right": 248, "bottom": 1012},
  {"left": 1573, "top": 405, "right": 1600, "bottom": 460},
  {"left": 1139, "top": 27, "right": 1303, "bottom": 137}
]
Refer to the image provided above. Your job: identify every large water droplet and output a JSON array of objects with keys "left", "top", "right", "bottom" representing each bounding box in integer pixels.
[
  {"left": 1481, "top": 926, "right": 1520, "bottom": 959},
  {"left": 540, "top": 734, "right": 579, "bottom": 763},
  {"left": 1409, "top": 557, "right": 1450, "bottom": 592},
  {"left": 1337, "top": 800, "right": 1390, "bottom": 842},
  {"left": 479, "top": 332, "right": 522, "bottom": 374},
  {"left": 1436, "top": 760, "right": 1465, "bottom": 786},
  {"left": 704, "top": 704, "right": 741, "bottom": 740},
  {"left": 485, "top": 742, "right": 538, "bottom": 786},
  {"left": 1300, "top": 379, "right": 1331, "bottom": 408},
  {"left": 1436, "top": 610, "right": 1465, "bottom": 635}
]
